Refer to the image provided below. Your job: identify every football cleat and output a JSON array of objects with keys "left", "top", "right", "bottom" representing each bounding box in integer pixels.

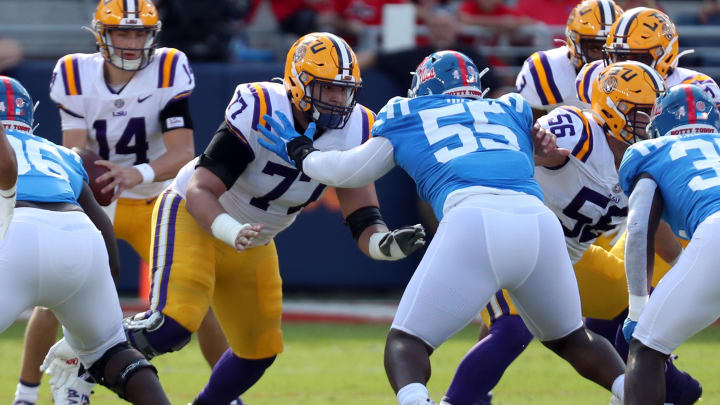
[
  {"left": 50, "top": 377, "right": 94, "bottom": 405},
  {"left": 664, "top": 356, "right": 702, "bottom": 405},
  {"left": 12, "top": 401, "right": 35, "bottom": 405}
]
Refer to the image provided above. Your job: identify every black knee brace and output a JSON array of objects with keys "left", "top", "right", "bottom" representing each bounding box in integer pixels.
[{"left": 88, "top": 342, "right": 158, "bottom": 399}]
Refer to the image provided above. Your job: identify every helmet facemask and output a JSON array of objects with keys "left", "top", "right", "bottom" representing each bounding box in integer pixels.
[
  {"left": 603, "top": 45, "right": 662, "bottom": 71},
  {"left": 300, "top": 73, "right": 361, "bottom": 130},
  {"left": 95, "top": 24, "right": 161, "bottom": 71}
]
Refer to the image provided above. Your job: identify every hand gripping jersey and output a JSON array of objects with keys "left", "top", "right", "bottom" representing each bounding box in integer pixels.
[
  {"left": 536, "top": 106, "right": 628, "bottom": 263},
  {"left": 171, "top": 81, "right": 375, "bottom": 246},
  {"left": 49, "top": 48, "right": 194, "bottom": 199},
  {"left": 619, "top": 133, "right": 720, "bottom": 239},
  {"left": 373, "top": 93, "right": 543, "bottom": 220},
  {"left": 576, "top": 60, "right": 720, "bottom": 108},
  {"left": 7, "top": 128, "right": 88, "bottom": 204},
  {"left": 516, "top": 47, "right": 585, "bottom": 110}
]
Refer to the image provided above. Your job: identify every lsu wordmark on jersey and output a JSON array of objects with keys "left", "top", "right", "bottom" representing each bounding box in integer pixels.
[{"left": 49, "top": 48, "right": 194, "bottom": 200}]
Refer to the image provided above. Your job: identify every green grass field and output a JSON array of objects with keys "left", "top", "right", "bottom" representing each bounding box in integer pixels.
[{"left": 1, "top": 321, "right": 718, "bottom": 404}]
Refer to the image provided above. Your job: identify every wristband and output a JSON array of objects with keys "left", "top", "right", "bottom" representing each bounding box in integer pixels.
[
  {"left": 628, "top": 294, "right": 649, "bottom": 321},
  {"left": 211, "top": 213, "right": 250, "bottom": 248},
  {"left": 368, "top": 232, "right": 389, "bottom": 260},
  {"left": 134, "top": 163, "right": 156, "bottom": 184}
]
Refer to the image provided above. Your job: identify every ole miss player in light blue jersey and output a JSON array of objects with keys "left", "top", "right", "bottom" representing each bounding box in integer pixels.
[
  {"left": 619, "top": 84, "right": 720, "bottom": 404},
  {"left": 257, "top": 50, "right": 629, "bottom": 405},
  {"left": 0, "top": 76, "right": 172, "bottom": 405}
]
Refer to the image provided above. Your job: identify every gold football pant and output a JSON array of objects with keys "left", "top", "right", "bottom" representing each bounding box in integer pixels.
[
  {"left": 148, "top": 189, "right": 283, "bottom": 359},
  {"left": 113, "top": 197, "right": 156, "bottom": 263}
]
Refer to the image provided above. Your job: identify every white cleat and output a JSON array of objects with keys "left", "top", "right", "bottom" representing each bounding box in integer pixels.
[
  {"left": 609, "top": 395, "right": 623, "bottom": 405},
  {"left": 50, "top": 377, "right": 95, "bottom": 405},
  {"left": 41, "top": 338, "right": 95, "bottom": 404}
]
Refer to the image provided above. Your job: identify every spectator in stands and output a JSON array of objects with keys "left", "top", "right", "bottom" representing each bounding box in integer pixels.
[
  {"left": 0, "top": 38, "right": 23, "bottom": 74},
  {"left": 514, "top": 0, "right": 577, "bottom": 26},
  {"left": 269, "top": 0, "right": 337, "bottom": 37},
  {"left": 332, "top": 0, "right": 408, "bottom": 48},
  {"left": 615, "top": 0, "right": 661, "bottom": 10},
  {"left": 155, "top": 0, "right": 249, "bottom": 61},
  {"left": 356, "top": 8, "right": 502, "bottom": 96},
  {"left": 676, "top": 0, "right": 719, "bottom": 25},
  {"left": 458, "top": 0, "right": 536, "bottom": 35}
]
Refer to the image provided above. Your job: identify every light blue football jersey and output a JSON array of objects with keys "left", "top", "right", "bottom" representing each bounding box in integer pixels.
[
  {"left": 619, "top": 133, "right": 720, "bottom": 239},
  {"left": 7, "top": 128, "right": 88, "bottom": 204},
  {"left": 373, "top": 93, "right": 543, "bottom": 219}
]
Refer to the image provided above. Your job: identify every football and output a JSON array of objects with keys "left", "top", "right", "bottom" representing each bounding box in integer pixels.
[{"left": 72, "top": 147, "right": 114, "bottom": 206}]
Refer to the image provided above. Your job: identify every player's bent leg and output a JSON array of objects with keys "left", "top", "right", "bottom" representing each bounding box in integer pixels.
[
  {"left": 197, "top": 308, "right": 229, "bottom": 367},
  {"left": 385, "top": 328, "right": 434, "bottom": 392},
  {"left": 442, "top": 314, "right": 532, "bottom": 405},
  {"left": 625, "top": 340, "right": 666, "bottom": 405},
  {"left": 14, "top": 307, "right": 59, "bottom": 404},
  {"left": 88, "top": 341, "right": 170, "bottom": 405},
  {"left": 192, "top": 351, "right": 276, "bottom": 405}
]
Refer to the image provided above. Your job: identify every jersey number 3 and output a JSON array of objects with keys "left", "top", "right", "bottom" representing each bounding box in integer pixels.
[{"left": 93, "top": 117, "right": 149, "bottom": 165}]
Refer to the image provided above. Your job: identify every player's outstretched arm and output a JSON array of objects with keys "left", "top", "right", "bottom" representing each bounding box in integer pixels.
[
  {"left": 0, "top": 124, "right": 17, "bottom": 191},
  {"left": 623, "top": 173, "right": 664, "bottom": 342},
  {"left": 337, "top": 186, "right": 426, "bottom": 261},
  {"left": 185, "top": 167, "right": 262, "bottom": 252},
  {"left": 78, "top": 181, "right": 121, "bottom": 282}
]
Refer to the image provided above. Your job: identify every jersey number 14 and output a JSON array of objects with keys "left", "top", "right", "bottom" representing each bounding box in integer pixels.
[{"left": 93, "top": 117, "right": 149, "bottom": 165}]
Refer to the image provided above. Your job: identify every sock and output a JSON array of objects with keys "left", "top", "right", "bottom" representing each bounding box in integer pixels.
[
  {"left": 139, "top": 313, "right": 192, "bottom": 354},
  {"left": 195, "top": 349, "right": 275, "bottom": 404},
  {"left": 397, "top": 383, "right": 429, "bottom": 405},
  {"left": 611, "top": 374, "right": 625, "bottom": 401},
  {"left": 14, "top": 380, "right": 40, "bottom": 403},
  {"left": 443, "top": 315, "right": 532, "bottom": 405}
]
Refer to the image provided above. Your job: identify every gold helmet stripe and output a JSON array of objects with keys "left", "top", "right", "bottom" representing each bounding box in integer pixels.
[{"left": 614, "top": 7, "right": 645, "bottom": 45}]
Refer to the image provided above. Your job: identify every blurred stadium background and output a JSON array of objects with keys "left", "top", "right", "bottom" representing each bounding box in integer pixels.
[{"left": 2, "top": 0, "right": 718, "bottom": 299}]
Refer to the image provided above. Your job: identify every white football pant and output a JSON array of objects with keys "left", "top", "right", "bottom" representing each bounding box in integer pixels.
[
  {"left": 392, "top": 192, "right": 583, "bottom": 348},
  {"left": 0, "top": 207, "right": 126, "bottom": 366},
  {"left": 633, "top": 210, "right": 720, "bottom": 354}
]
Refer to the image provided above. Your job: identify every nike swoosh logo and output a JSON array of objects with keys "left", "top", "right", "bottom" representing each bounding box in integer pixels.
[{"left": 138, "top": 95, "right": 152, "bottom": 103}]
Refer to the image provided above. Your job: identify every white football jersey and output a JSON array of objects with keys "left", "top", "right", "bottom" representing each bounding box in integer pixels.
[
  {"left": 49, "top": 48, "right": 195, "bottom": 199},
  {"left": 575, "top": 60, "right": 720, "bottom": 108},
  {"left": 172, "top": 81, "right": 376, "bottom": 247},
  {"left": 515, "top": 46, "right": 585, "bottom": 111},
  {"left": 535, "top": 106, "right": 628, "bottom": 263}
]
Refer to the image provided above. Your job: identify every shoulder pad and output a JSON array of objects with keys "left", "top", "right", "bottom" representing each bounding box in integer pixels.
[{"left": 575, "top": 60, "right": 604, "bottom": 105}]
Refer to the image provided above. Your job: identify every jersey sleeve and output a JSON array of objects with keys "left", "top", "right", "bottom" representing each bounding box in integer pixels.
[
  {"left": 497, "top": 93, "right": 533, "bottom": 132},
  {"left": 49, "top": 55, "right": 87, "bottom": 131},
  {"left": 537, "top": 106, "right": 594, "bottom": 162},
  {"left": 618, "top": 145, "right": 646, "bottom": 196},
  {"left": 156, "top": 48, "right": 195, "bottom": 108},
  {"left": 575, "top": 60, "right": 603, "bottom": 105},
  {"left": 680, "top": 73, "right": 720, "bottom": 108},
  {"left": 515, "top": 51, "right": 563, "bottom": 108}
]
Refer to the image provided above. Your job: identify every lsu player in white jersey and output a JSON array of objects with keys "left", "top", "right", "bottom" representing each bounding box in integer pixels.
[
  {"left": 576, "top": 7, "right": 720, "bottom": 110},
  {"left": 121, "top": 32, "right": 426, "bottom": 404},
  {"left": 1, "top": 76, "right": 171, "bottom": 405},
  {"left": 12, "top": 1, "right": 228, "bottom": 404},
  {"left": 516, "top": 0, "right": 623, "bottom": 119},
  {"left": 258, "top": 49, "right": 631, "bottom": 405},
  {"left": 619, "top": 84, "right": 720, "bottom": 404}
]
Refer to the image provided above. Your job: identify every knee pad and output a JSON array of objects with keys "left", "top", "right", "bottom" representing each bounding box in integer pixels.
[
  {"left": 123, "top": 311, "right": 191, "bottom": 359},
  {"left": 88, "top": 342, "right": 158, "bottom": 399}
]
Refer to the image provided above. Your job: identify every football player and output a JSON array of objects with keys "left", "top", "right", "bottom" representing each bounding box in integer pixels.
[
  {"left": 620, "top": 84, "right": 720, "bottom": 404},
  {"left": 576, "top": 7, "right": 720, "bottom": 109},
  {"left": 516, "top": 0, "right": 623, "bottom": 120},
  {"left": 0, "top": 76, "right": 171, "bottom": 405},
  {"left": 13, "top": 1, "right": 229, "bottom": 404},
  {"left": 441, "top": 62, "right": 702, "bottom": 405},
  {"left": 121, "top": 32, "right": 426, "bottom": 404},
  {"left": 0, "top": 123, "right": 17, "bottom": 240},
  {"left": 257, "top": 50, "right": 630, "bottom": 405}
]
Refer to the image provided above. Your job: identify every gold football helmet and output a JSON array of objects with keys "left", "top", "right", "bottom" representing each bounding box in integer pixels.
[
  {"left": 284, "top": 32, "right": 362, "bottom": 129},
  {"left": 90, "top": 0, "right": 161, "bottom": 71},
  {"left": 566, "top": 0, "right": 623, "bottom": 70},
  {"left": 603, "top": 7, "right": 679, "bottom": 79},
  {"left": 592, "top": 61, "right": 666, "bottom": 144}
]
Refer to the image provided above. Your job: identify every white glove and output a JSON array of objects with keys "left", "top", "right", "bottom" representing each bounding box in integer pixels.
[
  {"left": 40, "top": 338, "right": 83, "bottom": 392},
  {"left": 369, "top": 224, "right": 426, "bottom": 261}
]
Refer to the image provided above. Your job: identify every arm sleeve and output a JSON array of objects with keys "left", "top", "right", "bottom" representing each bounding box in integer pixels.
[
  {"left": 302, "top": 137, "right": 395, "bottom": 188},
  {"left": 625, "top": 175, "right": 663, "bottom": 298},
  {"left": 196, "top": 121, "right": 255, "bottom": 189}
]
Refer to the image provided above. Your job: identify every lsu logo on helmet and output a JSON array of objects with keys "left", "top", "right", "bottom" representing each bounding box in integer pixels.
[{"left": 591, "top": 61, "right": 666, "bottom": 144}]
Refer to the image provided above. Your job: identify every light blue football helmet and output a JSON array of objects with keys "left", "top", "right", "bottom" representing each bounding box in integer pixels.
[
  {"left": 647, "top": 83, "right": 720, "bottom": 138},
  {"left": 408, "top": 50, "right": 488, "bottom": 99}
]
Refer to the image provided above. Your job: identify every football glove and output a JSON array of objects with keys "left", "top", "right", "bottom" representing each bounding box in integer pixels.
[
  {"left": 257, "top": 112, "right": 317, "bottom": 170},
  {"left": 369, "top": 224, "right": 426, "bottom": 261},
  {"left": 41, "top": 338, "right": 95, "bottom": 404}
]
